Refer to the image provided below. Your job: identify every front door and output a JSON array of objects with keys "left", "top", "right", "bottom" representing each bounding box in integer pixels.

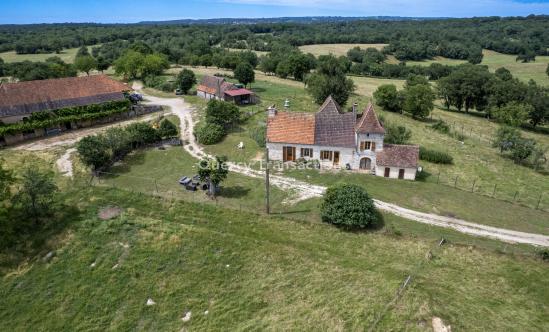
[
  {"left": 333, "top": 151, "right": 340, "bottom": 166},
  {"left": 359, "top": 158, "right": 372, "bottom": 170},
  {"left": 398, "top": 169, "right": 405, "bottom": 179},
  {"left": 283, "top": 146, "right": 296, "bottom": 162},
  {"left": 384, "top": 167, "right": 390, "bottom": 177}
]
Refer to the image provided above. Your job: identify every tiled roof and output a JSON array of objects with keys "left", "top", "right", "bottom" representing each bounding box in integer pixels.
[
  {"left": 0, "top": 75, "right": 129, "bottom": 117},
  {"left": 267, "top": 111, "right": 315, "bottom": 145},
  {"left": 197, "top": 76, "right": 235, "bottom": 97},
  {"left": 314, "top": 96, "right": 356, "bottom": 148},
  {"left": 376, "top": 144, "right": 419, "bottom": 168},
  {"left": 224, "top": 88, "right": 253, "bottom": 97},
  {"left": 356, "top": 103, "right": 385, "bottom": 134}
]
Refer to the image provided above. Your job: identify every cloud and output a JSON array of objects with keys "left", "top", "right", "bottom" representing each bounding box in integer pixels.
[{"left": 220, "top": 0, "right": 549, "bottom": 16}]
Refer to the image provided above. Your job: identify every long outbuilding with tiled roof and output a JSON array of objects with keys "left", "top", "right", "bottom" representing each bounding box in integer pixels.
[{"left": 0, "top": 75, "right": 129, "bottom": 124}]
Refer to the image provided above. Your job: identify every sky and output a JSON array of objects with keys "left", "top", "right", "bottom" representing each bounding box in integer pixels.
[{"left": 0, "top": 0, "right": 548, "bottom": 24}]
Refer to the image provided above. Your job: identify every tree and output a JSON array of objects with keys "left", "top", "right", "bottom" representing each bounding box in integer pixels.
[
  {"left": 384, "top": 124, "right": 412, "bottom": 144},
  {"left": 198, "top": 155, "right": 229, "bottom": 197},
  {"left": 436, "top": 64, "right": 491, "bottom": 112},
  {"left": 126, "top": 122, "right": 160, "bottom": 146},
  {"left": 74, "top": 55, "right": 97, "bottom": 75},
  {"left": 546, "top": 64, "right": 549, "bottom": 77},
  {"left": 76, "top": 135, "right": 111, "bottom": 172},
  {"left": 234, "top": 62, "right": 255, "bottom": 88},
  {"left": 373, "top": 84, "right": 403, "bottom": 113},
  {"left": 307, "top": 54, "right": 356, "bottom": 106},
  {"left": 492, "top": 101, "right": 532, "bottom": 127},
  {"left": 14, "top": 167, "right": 58, "bottom": 224},
  {"left": 175, "top": 69, "right": 196, "bottom": 94},
  {"left": 405, "top": 74, "right": 429, "bottom": 88},
  {"left": 76, "top": 45, "right": 90, "bottom": 57},
  {"left": 495, "top": 67, "right": 513, "bottom": 81},
  {"left": 402, "top": 84, "right": 435, "bottom": 119},
  {"left": 96, "top": 56, "right": 110, "bottom": 72},
  {"left": 141, "top": 53, "right": 170, "bottom": 77},
  {"left": 525, "top": 81, "right": 549, "bottom": 127},
  {"left": 320, "top": 184, "right": 379, "bottom": 229},
  {"left": 510, "top": 138, "right": 536, "bottom": 164},
  {"left": 493, "top": 126, "right": 521, "bottom": 153},
  {"left": 114, "top": 50, "right": 144, "bottom": 79},
  {"left": 159, "top": 118, "right": 178, "bottom": 138},
  {"left": 205, "top": 100, "right": 240, "bottom": 128}
]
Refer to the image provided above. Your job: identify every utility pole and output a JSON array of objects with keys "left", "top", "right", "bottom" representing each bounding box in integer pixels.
[{"left": 265, "top": 147, "right": 270, "bottom": 214}]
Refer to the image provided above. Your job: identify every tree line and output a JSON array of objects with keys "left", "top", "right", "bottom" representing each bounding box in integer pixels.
[{"left": 1, "top": 16, "right": 547, "bottom": 61}]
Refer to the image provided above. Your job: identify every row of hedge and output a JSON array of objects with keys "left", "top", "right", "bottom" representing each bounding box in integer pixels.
[
  {"left": 77, "top": 118, "right": 178, "bottom": 172},
  {"left": 0, "top": 100, "right": 131, "bottom": 137},
  {"left": 419, "top": 146, "right": 454, "bottom": 164}
]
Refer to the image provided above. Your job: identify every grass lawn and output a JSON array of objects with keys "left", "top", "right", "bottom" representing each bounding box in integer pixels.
[
  {"left": 0, "top": 184, "right": 547, "bottom": 330},
  {"left": 0, "top": 45, "right": 96, "bottom": 64},
  {"left": 299, "top": 43, "right": 388, "bottom": 57}
]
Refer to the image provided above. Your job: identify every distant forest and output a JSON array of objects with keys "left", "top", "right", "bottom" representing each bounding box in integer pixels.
[{"left": 0, "top": 16, "right": 548, "bottom": 63}]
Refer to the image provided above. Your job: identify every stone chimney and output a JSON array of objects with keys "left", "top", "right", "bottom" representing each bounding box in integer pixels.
[
  {"left": 267, "top": 105, "right": 277, "bottom": 117},
  {"left": 352, "top": 102, "right": 358, "bottom": 118}
]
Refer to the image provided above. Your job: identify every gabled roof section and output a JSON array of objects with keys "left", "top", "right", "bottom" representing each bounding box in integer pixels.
[
  {"left": 197, "top": 76, "right": 235, "bottom": 98},
  {"left": 314, "top": 96, "right": 356, "bottom": 148},
  {"left": 376, "top": 144, "right": 419, "bottom": 168},
  {"left": 267, "top": 112, "right": 316, "bottom": 145},
  {"left": 0, "top": 75, "right": 128, "bottom": 117},
  {"left": 318, "top": 95, "right": 343, "bottom": 115},
  {"left": 356, "top": 103, "right": 385, "bottom": 134}
]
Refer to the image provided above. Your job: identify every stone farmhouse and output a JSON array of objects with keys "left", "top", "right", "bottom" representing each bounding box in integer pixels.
[
  {"left": 196, "top": 75, "right": 256, "bottom": 105},
  {"left": 266, "top": 96, "right": 419, "bottom": 180}
]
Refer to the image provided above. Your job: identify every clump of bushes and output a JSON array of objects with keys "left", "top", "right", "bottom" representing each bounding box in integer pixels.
[
  {"left": 493, "top": 126, "right": 547, "bottom": 169},
  {"left": 419, "top": 147, "right": 454, "bottom": 164},
  {"left": 77, "top": 118, "right": 177, "bottom": 173},
  {"left": 195, "top": 123, "right": 225, "bottom": 145},
  {"left": 321, "top": 184, "right": 380, "bottom": 229},
  {"left": 195, "top": 100, "right": 241, "bottom": 145},
  {"left": 384, "top": 123, "right": 412, "bottom": 144},
  {"left": 431, "top": 119, "right": 450, "bottom": 134}
]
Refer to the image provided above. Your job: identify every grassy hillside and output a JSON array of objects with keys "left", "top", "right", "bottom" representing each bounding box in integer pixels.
[
  {"left": 0, "top": 45, "right": 96, "bottom": 64},
  {"left": 0, "top": 185, "right": 547, "bottom": 331}
]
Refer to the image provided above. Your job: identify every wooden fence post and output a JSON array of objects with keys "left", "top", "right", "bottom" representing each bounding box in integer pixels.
[
  {"left": 454, "top": 176, "right": 458, "bottom": 188},
  {"left": 537, "top": 193, "right": 543, "bottom": 210},
  {"left": 492, "top": 184, "right": 497, "bottom": 198},
  {"left": 513, "top": 191, "right": 519, "bottom": 201},
  {"left": 471, "top": 179, "right": 477, "bottom": 193}
]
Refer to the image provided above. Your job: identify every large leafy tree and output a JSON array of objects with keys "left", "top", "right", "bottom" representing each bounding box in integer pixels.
[
  {"left": 233, "top": 62, "right": 255, "bottom": 88},
  {"left": 175, "top": 69, "right": 196, "bottom": 94},
  {"left": 74, "top": 55, "right": 97, "bottom": 75},
  {"left": 436, "top": 64, "right": 491, "bottom": 112},
  {"left": 76, "top": 135, "right": 111, "bottom": 173},
  {"left": 492, "top": 101, "right": 532, "bottom": 127},
  {"left": 198, "top": 156, "right": 229, "bottom": 197},
  {"left": 384, "top": 124, "right": 412, "bottom": 144},
  {"left": 321, "top": 184, "right": 379, "bottom": 229},
  {"left": 306, "top": 55, "right": 355, "bottom": 106},
  {"left": 373, "top": 84, "right": 403, "bottom": 113},
  {"left": 402, "top": 84, "right": 435, "bottom": 119},
  {"left": 205, "top": 100, "right": 240, "bottom": 128}
]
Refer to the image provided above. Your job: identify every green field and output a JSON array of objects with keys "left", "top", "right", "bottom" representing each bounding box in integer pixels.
[
  {"left": 0, "top": 45, "right": 96, "bottom": 64},
  {"left": 0, "top": 182, "right": 547, "bottom": 330},
  {"left": 299, "top": 43, "right": 388, "bottom": 57}
]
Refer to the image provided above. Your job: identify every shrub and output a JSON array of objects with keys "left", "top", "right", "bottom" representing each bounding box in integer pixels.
[
  {"left": 176, "top": 69, "right": 197, "bottom": 94},
  {"left": 77, "top": 135, "right": 111, "bottom": 171},
  {"left": 249, "top": 125, "right": 266, "bottom": 147},
  {"left": 126, "top": 122, "right": 161, "bottom": 147},
  {"left": 205, "top": 100, "right": 241, "bottom": 128},
  {"left": 431, "top": 120, "right": 450, "bottom": 134},
  {"left": 419, "top": 147, "right": 453, "bottom": 164},
  {"left": 195, "top": 123, "right": 225, "bottom": 145},
  {"left": 384, "top": 123, "right": 412, "bottom": 144},
  {"left": 158, "top": 118, "right": 178, "bottom": 138},
  {"left": 373, "top": 84, "right": 403, "bottom": 112},
  {"left": 321, "top": 184, "right": 379, "bottom": 229}
]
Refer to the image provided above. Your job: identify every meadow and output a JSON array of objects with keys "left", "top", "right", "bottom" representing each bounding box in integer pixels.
[
  {"left": 299, "top": 43, "right": 388, "bottom": 57},
  {"left": 0, "top": 45, "right": 96, "bottom": 64}
]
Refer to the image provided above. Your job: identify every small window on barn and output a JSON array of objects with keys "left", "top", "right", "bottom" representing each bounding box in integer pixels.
[{"left": 301, "top": 148, "right": 313, "bottom": 158}]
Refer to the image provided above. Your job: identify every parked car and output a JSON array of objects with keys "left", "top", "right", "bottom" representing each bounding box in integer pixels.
[
  {"left": 178, "top": 176, "right": 192, "bottom": 186},
  {"left": 129, "top": 93, "right": 143, "bottom": 103},
  {"left": 175, "top": 89, "right": 183, "bottom": 95}
]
